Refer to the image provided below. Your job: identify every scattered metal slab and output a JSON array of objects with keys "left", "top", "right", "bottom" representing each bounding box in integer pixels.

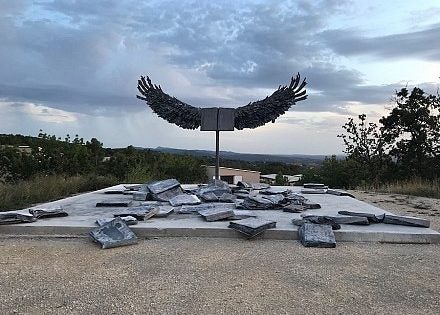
[
  {"left": 283, "top": 205, "right": 308, "bottom": 213},
  {"left": 228, "top": 210, "right": 257, "bottom": 220},
  {"left": 96, "top": 216, "right": 138, "bottom": 226},
  {"left": 132, "top": 191, "right": 150, "bottom": 201},
  {"left": 219, "top": 193, "right": 237, "bottom": 203},
  {"left": 303, "top": 183, "right": 328, "bottom": 189},
  {"left": 298, "top": 223, "right": 336, "bottom": 248},
  {"left": 114, "top": 205, "right": 158, "bottom": 220},
  {"left": 89, "top": 217, "right": 138, "bottom": 249},
  {"left": 104, "top": 190, "right": 125, "bottom": 194},
  {"left": 29, "top": 207, "right": 68, "bottom": 219},
  {"left": 383, "top": 214, "right": 430, "bottom": 228},
  {"left": 338, "top": 210, "right": 385, "bottom": 223},
  {"left": 326, "top": 189, "right": 355, "bottom": 198},
  {"left": 229, "top": 218, "right": 276, "bottom": 238},
  {"left": 147, "top": 179, "right": 183, "bottom": 201},
  {"left": 198, "top": 208, "right": 234, "bottom": 222},
  {"left": 96, "top": 200, "right": 133, "bottom": 207},
  {"left": 0, "top": 212, "right": 36, "bottom": 225},
  {"left": 301, "top": 188, "right": 327, "bottom": 194},
  {"left": 169, "top": 194, "right": 201, "bottom": 207},
  {"left": 154, "top": 206, "right": 174, "bottom": 218},
  {"left": 196, "top": 179, "right": 231, "bottom": 197},
  {"left": 199, "top": 192, "right": 219, "bottom": 202}
]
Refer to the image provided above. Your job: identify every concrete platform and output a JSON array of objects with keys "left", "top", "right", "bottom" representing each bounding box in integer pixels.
[{"left": 1, "top": 184, "right": 439, "bottom": 243}]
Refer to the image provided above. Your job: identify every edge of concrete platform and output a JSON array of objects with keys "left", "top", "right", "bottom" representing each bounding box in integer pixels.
[{"left": 1, "top": 224, "right": 439, "bottom": 244}]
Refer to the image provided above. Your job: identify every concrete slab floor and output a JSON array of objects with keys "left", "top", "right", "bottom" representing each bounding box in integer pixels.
[{"left": 1, "top": 184, "right": 439, "bottom": 243}]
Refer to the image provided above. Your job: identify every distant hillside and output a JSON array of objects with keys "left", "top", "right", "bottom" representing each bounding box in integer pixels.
[{"left": 145, "top": 146, "right": 342, "bottom": 165}]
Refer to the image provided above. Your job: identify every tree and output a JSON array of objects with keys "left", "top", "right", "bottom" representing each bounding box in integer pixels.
[
  {"left": 380, "top": 87, "right": 440, "bottom": 178},
  {"left": 338, "top": 114, "right": 390, "bottom": 184}
]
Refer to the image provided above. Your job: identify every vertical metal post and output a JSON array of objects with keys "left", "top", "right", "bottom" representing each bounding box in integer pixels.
[{"left": 215, "top": 129, "right": 220, "bottom": 180}]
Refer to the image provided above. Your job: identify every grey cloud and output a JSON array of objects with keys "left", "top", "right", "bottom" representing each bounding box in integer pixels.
[{"left": 320, "top": 23, "right": 440, "bottom": 60}]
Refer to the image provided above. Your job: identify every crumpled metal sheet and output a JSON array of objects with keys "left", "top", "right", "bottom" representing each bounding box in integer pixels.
[{"left": 90, "top": 217, "right": 138, "bottom": 249}]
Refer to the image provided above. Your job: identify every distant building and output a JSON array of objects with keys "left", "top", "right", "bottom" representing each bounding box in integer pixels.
[
  {"left": 260, "top": 174, "right": 303, "bottom": 186},
  {"left": 205, "top": 166, "right": 260, "bottom": 184}
]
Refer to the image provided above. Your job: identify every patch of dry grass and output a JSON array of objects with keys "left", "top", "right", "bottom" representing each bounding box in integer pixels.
[
  {"left": 0, "top": 174, "right": 118, "bottom": 211},
  {"left": 362, "top": 178, "right": 440, "bottom": 199}
]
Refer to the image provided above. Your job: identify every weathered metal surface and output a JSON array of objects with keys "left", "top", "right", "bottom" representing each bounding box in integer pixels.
[
  {"left": 228, "top": 218, "right": 276, "bottom": 237},
  {"left": 298, "top": 223, "right": 336, "bottom": 248},
  {"left": 137, "top": 73, "right": 307, "bottom": 130},
  {"left": 169, "top": 194, "right": 201, "bottom": 207},
  {"left": 29, "top": 207, "right": 68, "bottom": 219},
  {"left": 383, "top": 214, "right": 430, "bottom": 228},
  {"left": 89, "top": 217, "right": 138, "bottom": 249},
  {"left": 200, "top": 108, "right": 235, "bottom": 131},
  {"left": 0, "top": 212, "right": 36, "bottom": 225}
]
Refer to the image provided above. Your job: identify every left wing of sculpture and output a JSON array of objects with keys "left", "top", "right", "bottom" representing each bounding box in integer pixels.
[
  {"left": 137, "top": 76, "right": 201, "bottom": 130},
  {"left": 234, "top": 73, "right": 307, "bottom": 130}
]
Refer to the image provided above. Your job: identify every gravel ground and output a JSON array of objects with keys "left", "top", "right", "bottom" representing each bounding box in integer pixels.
[{"left": 1, "top": 191, "right": 439, "bottom": 315}]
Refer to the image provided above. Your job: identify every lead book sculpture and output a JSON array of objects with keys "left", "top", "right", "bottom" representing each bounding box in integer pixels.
[{"left": 136, "top": 73, "right": 308, "bottom": 178}]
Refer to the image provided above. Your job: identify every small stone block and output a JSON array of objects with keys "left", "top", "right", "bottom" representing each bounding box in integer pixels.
[
  {"left": 89, "top": 217, "right": 138, "bottom": 249},
  {"left": 132, "top": 191, "right": 149, "bottom": 201},
  {"left": 298, "top": 223, "right": 336, "bottom": 248},
  {"left": 383, "top": 214, "right": 430, "bottom": 228}
]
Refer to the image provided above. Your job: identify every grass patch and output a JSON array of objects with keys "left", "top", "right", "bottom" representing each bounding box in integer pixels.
[
  {"left": 0, "top": 174, "right": 118, "bottom": 211},
  {"left": 360, "top": 178, "right": 440, "bottom": 199}
]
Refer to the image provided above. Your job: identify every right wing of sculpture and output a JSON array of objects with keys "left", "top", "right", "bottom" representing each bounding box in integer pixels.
[
  {"left": 137, "top": 76, "right": 201, "bottom": 130},
  {"left": 234, "top": 73, "right": 307, "bottom": 130}
]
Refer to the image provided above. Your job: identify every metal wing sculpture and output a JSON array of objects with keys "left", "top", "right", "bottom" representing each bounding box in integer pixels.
[{"left": 136, "top": 73, "right": 307, "bottom": 130}]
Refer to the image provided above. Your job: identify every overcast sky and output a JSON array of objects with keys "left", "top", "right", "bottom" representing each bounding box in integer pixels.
[{"left": 1, "top": 0, "right": 439, "bottom": 155}]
